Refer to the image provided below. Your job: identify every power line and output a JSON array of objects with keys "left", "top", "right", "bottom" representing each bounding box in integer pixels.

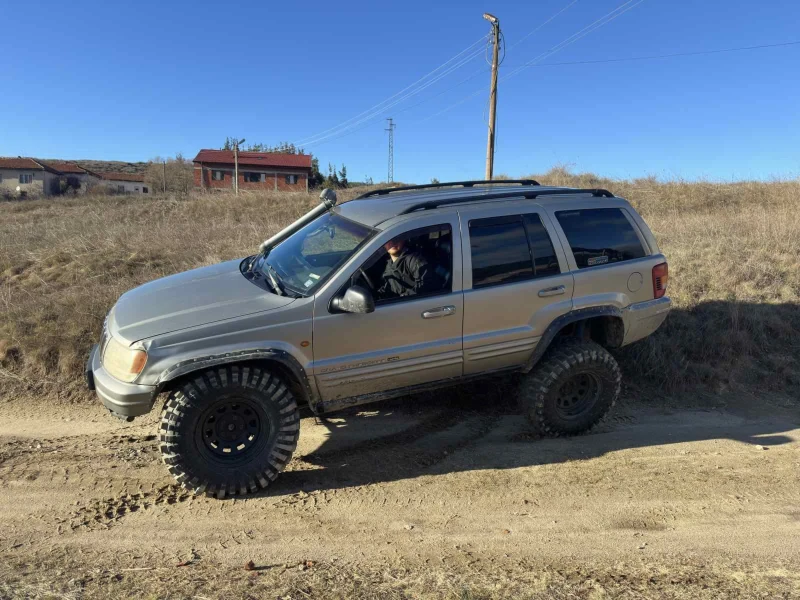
[
  {"left": 503, "top": 0, "right": 648, "bottom": 81},
  {"left": 301, "top": 43, "right": 488, "bottom": 147},
  {"left": 300, "top": 2, "right": 579, "bottom": 149},
  {"left": 418, "top": 0, "right": 647, "bottom": 122},
  {"left": 506, "top": 0, "right": 580, "bottom": 51},
  {"left": 402, "top": 0, "right": 580, "bottom": 119},
  {"left": 294, "top": 34, "right": 489, "bottom": 147},
  {"left": 508, "top": 40, "right": 800, "bottom": 69}
]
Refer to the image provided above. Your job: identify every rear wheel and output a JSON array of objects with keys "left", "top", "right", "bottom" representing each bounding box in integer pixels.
[
  {"left": 159, "top": 365, "right": 300, "bottom": 497},
  {"left": 519, "top": 340, "right": 620, "bottom": 436}
]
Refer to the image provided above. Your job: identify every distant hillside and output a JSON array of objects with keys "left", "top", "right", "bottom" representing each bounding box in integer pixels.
[{"left": 41, "top": 159, "right": 148, "bottom": 175}]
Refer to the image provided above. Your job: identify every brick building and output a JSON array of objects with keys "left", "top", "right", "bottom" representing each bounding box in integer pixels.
[{"left": 192, "top": 150, "right": 312, "bottom": 192}]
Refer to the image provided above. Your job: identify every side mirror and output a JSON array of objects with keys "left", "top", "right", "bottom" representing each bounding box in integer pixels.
[{"left": 332, "top": 285, "right": 375, "bottom": 314}]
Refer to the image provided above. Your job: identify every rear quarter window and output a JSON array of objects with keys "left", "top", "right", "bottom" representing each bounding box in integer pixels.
[{"left": 555, "top": 208, "right": 646, "bottom": 269}]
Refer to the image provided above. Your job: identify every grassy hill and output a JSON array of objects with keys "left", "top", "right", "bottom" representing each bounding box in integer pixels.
[{"left": 0, "top": 171, "right": 798, "bottom": 403}]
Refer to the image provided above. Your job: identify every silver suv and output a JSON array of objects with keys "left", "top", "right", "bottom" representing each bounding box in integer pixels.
[{"left": 86, "top": 180, "right": 670, "bottom": 497}]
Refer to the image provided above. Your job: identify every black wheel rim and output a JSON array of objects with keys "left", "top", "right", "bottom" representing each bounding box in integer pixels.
[
  {"left": 198, "top": 398, "right": 265, "bottom": 459},
  {"left": 554, "top": 373, "right": 600, "bottom": 420}
]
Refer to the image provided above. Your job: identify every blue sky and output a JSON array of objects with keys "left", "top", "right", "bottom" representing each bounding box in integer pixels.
[{"left": 2, "top": 0, "right": 798, "bottom": 182}]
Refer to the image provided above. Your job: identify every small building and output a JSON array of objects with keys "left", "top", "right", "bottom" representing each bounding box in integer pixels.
[
  {"left": 41, "top": 161, "right": 102, "bottom": 193},
  {"left": 102, "top": 172, "right": 149, "bottom": 194},
  {"left": 192, "top": 149, "right": 311, "bottom": 192},
  {"left": 0, "top": 157, "right": 63, "bottom": 197}
]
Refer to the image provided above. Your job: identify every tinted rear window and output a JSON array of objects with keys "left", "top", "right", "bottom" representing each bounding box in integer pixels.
[
  {"left": 470, "top": 216, "right": 533, "bottom": 288},
  {"left": 523, "top": 214, "right": 560, "bottom": 277},
  {"left": 555, "top": 208, "right": 646, "bottom": 268}
]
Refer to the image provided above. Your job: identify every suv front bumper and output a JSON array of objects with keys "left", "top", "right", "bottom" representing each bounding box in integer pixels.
[
  {"left": 86, "top": 344, "right": 156, "bottom": 420},
  {"left": 623, "top": 296, "right": 672, "bottom": 345}
]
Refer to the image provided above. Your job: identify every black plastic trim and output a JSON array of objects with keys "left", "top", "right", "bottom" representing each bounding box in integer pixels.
[
  {"left": 400, "top": 188, "right": 615, "bottom": 215},
  {"left": 154, "top": 349, "right": 319, "bottom": 413},
  {"left": 85, "top": 344, "right": 98, "bottom": 391},
  {"left": 315, "top": 367, "right": 519, "bottom": 414},
  {"left": 521, "top": 305, "right": 624, "bottom": 373},
  {"left": 355, "top": 180, "right": 541, "bottom": 199}
]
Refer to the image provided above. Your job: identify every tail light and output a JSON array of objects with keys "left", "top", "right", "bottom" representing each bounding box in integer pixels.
[{"left": 652, "top": 263, "right": 668, "bottom": 299}]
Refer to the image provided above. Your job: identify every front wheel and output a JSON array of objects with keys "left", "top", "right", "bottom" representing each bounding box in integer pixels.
[
  {"left": 159, "top": 365, "right": 300, "bottom": 498},
  {"left": 519, "top": 340, "right": 620, "bottom": 436}
]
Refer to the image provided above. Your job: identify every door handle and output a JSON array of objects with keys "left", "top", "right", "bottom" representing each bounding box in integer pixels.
[
  {"left": 538, "top": 285, "right": 566, "bottom": 298},
  {"left": 422, "top": 305, "right": 456, "bottom": 319}
]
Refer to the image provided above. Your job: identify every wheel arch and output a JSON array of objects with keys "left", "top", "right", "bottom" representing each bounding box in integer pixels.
[
  {"left": 154, "top": 349, "right": 319, "bottom": 412},
  {"left": 522, "top": 306, "right": 625, "bottom": 373}
]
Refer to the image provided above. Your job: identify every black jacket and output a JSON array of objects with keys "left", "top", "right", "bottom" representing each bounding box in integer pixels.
[{"left": 377, "top": 250, "right": 439, "bottom": 299}]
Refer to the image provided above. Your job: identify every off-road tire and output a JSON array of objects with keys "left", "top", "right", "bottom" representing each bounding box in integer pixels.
[
  {"left": 159, "top": 365, "right": 300, "bottom": 498},
  {"left": 520, "top": 339, "right": 620, "bottom": 436}
]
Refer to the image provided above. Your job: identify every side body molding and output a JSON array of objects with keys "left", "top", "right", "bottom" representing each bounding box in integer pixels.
[
  {"left": 521, "top": 305, "right": 624, "bottom": 373},
  {"left": 154, "top": 348, "right": 320, "bottom": 412}
]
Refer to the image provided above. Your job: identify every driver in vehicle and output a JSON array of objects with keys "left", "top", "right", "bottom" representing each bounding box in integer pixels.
[{"left": 376, "top": 237, "right": 439, "bottom": 300}]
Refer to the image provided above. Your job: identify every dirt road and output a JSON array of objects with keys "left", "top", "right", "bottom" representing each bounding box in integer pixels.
[{"left": 1, "top": 389, "right": 799, "bottom": 599}]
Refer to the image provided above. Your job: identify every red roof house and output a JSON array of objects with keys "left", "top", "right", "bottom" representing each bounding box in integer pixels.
[
  {"left": 192, "top": 149, "right": 312, "bottom": 192},
  {"left": 0, "top": 157, "right": 63, "bottom": 196}
]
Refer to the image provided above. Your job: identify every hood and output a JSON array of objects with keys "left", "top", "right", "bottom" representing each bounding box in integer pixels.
[{"left": 109, "top": 259, "right": 295, "bottom": 342}]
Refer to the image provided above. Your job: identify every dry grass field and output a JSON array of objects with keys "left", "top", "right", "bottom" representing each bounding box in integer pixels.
[
  {"left": 1, "top": 169, "right": 798, "bottom": 400},
  {"left": 1, "top": 171, "right": 799, "bottom": 600}
]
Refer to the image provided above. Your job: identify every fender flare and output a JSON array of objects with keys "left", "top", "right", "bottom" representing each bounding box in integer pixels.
[
  {"left": 153, "top": 349, "right": 319, "bottom": 412},
  {"left": 521, "top": 305, "right": 624, "bottom": 373}
]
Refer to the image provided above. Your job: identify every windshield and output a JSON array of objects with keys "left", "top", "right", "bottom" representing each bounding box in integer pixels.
[{"left": 256, "top": 212, "right": 375, "bottom": 296}]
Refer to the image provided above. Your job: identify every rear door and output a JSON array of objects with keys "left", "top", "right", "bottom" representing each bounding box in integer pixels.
[
  {"left": 311, "top": 213, "right": 463, "bottom": 402},
  {"left": 549, "top": 204, "right": 663, "bottom": 309},
  {"left": 460, "top": 205, "right": 574, "bottom": 375}
]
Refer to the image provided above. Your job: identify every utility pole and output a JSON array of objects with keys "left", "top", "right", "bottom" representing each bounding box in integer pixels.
[
  {"left": 484, "top": 13, "right": 500, "bottom": 180},
  {"left": 385, "top": 118, "right": 395, "bottom": 183},
  {"left": 233, "top": 139, "right": 240, "bottom": 195},
  {"left": 232, "top": 137, "right": 246, "bottom": 195},
  {"left": 162, "top": 160, "right": 166, "bottom": 193}
]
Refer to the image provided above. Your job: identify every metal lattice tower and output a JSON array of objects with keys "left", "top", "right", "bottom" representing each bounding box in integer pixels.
[{"left": 385, "top": 118, "right": 395, "bottom": 183}]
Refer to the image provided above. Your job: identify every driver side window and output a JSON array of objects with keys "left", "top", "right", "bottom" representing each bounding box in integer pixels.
[{"left": 354, "top": 224, "right": 453, "bottom": 305}]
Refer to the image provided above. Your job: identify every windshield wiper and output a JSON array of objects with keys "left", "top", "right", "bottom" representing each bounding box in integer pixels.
[
  {"left": 247, "top": 249, "right": 267, "bottom": 273},
  {"left": 263, "top": 262, "right": 286, "bottom": 296}
]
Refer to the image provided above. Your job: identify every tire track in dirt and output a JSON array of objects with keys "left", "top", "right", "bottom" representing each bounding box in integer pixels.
[
  {"left": 46, "top": 484, "right": 192, "bottom": 534},
  {"left": 0, "top": 433, "right": 160, "bottom": 484}
]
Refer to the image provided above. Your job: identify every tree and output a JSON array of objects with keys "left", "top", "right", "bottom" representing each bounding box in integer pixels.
[
  {"left": 338, "top": 165, "right": 348, "bottom": 189},
  {"left": 431, "top": 177, "right": 440, "bottom": 184},
  {"left": 324, "top": 163, "right": 340, "bottom": 189},
  {"left": 309, "top": 157, "right": 324, "bottom": 189},
  {"left": 144, "top": 154, "right": 193, "bottom": 195}
]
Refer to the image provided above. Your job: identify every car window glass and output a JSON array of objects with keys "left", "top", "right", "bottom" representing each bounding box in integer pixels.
[
  {"left": 555, "top": 208, "right": 646, "bottom": 268},
  {"left": 262, "top": 213, "right": 375, "bottom": 296},
  {"left": 522, "top": 214, "right": 560, "bottom": 277},
  {"left": 469, "top": 216, "right": 533, "bottom": 288},
  {"left": 352, "top": 224, "right": 453, "bottom": 305}
]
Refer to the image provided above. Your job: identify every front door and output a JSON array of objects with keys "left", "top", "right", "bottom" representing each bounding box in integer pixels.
[{"left": 312, "top": 215, "right": 463, "bottom": 402}]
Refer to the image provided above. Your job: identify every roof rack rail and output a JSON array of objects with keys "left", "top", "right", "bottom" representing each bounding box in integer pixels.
[
  {"left": 355, "top": 179, "right": 541, "bottom": 199},
  {"left": 399, "top": 188, "right": 615, "bottom": 214}
]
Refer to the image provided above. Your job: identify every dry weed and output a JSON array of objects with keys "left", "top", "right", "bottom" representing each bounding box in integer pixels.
[{"left": 1, "top": 174, "right": 798, "bottom": 401}]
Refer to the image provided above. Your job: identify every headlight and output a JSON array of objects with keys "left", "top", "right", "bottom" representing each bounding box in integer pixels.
[{"left": 102, "top": 336, "right": 147, "bottom": 383}]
